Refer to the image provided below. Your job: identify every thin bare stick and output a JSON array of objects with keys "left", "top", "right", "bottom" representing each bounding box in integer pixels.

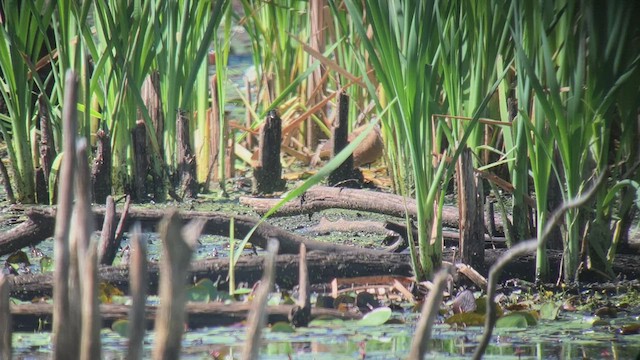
[
  {"left": 152, "top": 211, "right": 204, "bottom": 360},
  {"left": 127, "top": 224, "right": 147, "bottom": 360},
  {"left": 242, "top": 239, "right": 279, "bottom": 360},
  {"left": 298, "top": 244, "right": 309, "bottom": 310},
  {"left": 98, "top": 195, "right": 117, "bottom": 265},
  {"left": 113, "top": 195, "right": 132, "bottom": 245},
  {"left": 408, "top": 267, "right": 452, "bottom": 360},
  {"left": 76, "top": 139, "right": 100, "bottom": 360},
  {"left": 0, "top": 274, "right": 11, "bottom": 360},
  {"left": 53, "top": 70, "right": 78, "bottom": 360},
  {"left": 472, "top": 173, "right": 605, "bottom": 360},
  {"left": 80, "top": 241, "right": 100, "bottom": 360},
  {"left": 289, "top": 243, "right": 311, "bottom": 327}
]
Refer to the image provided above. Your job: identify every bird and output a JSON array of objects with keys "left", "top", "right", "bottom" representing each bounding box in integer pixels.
[{"left": 310, "top": 123, "right": 384, "bottom": 168}]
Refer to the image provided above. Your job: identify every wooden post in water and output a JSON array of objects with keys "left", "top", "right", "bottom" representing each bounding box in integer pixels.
[
  {"left": 37, "top": 94, "right": 55, "bottom": 204},
  {"left": 0, "top": 274, "right": 11, "bottom": 360},
  {"left": 176, "top": 110, "right": 198, "bottom": 198},
  {"left": 328, "top": 91, "right": 362, "bottom": 187},
  {"left": 141, "top": 72, "right": 166, "bottom": 201},
  {"left": 132, "top": 120, "right": 149, "bottom": 201},
  {"left": 128, "top": 224, "right": 147, "bottom": 360},
  {"left": 152, "top": 211, "right": 205, "bottom": 360},
  {"left": 91, "top": 128, "right": 112, "bottom": 204},
  {"left": 53, "top": 70, "right": 79, "bottom": 360},
  {"left": 253, "top": 110, "right": 285, "bottom": 193},
  {"left": 457, "top": 147, "right": 485, "bottom": 270}
]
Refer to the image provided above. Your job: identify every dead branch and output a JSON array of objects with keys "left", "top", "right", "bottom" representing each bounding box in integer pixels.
[
  {"left": 10, "top": 302, "right": 361, "bottom": 332},
  {"left": 239, "top": 185, "right": 506, "bottom": 231}
]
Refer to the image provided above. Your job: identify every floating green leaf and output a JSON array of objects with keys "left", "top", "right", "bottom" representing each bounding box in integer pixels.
[
  {"left": 540, "top": 301, "right": 562, "bottom": 320},
  {"left": 445, "top": 312, "right": 485, "bottom": 327},
  {"left": 111, "top": 319, "right": 129, "bottom": 338},
  {"left": 271, "top": 322, "right": 295, "bottom": 333},
  {"left": 357, "top": 307, "right": 392, "bottom": 327},
  {"left": 496, "top": 313, "right": 530, "bottom": 328}
]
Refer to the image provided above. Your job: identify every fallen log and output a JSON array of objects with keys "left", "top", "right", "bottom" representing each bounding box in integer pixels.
[
  {"left": 7, "top": 247, "right": 640, "bottom": 303},
  {"left": 239, "top": 185, "right": 506, "bottom": 231},
  {"left": 8, "top": 251, "right": 415, "bottom": 300},
  {"left": 0, "top": 207, "right": 387, "bottom": 257},
  {"left": 11, "top": 302, "right": 361, "bottom": 332},
  {"left": 0, "top": 209, "right": 55, "bottom": 256}
]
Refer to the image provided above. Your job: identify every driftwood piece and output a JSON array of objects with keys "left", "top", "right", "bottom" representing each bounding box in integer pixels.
[
  {"left": 457, "top": 148, "right": 485, "bottom": 270},
  {"left": 10, "top": 302, "right": 361, "bottom": 333},
  {"left": 328, "top": 91, "right": 362, "bottom": 187},
  {"left": 127, "top": 225, "right": 147, "bottom": 360},
  {"left": 0, "top": 275, "right": 11, "bottom": 360},
  {"left": 152, "top": 212, "right": 204, "bottom": 360},
  {"left": 242, "top": 239, "right": 278, "bottom": 360},
  {"left": 252, "top": 110, "right": 286, "bottom": 194},
  {"left": 53, "top": 71, "right": 78, "bottom": 360},
  {"left": 176, "top": 110, "right": 198, "bottom": 199},
  {"left": 240, "top": 185, "right": 505, "bottom": 231},
  {"left": 91, "top": 128, "right": 112, "bottom": 204}
]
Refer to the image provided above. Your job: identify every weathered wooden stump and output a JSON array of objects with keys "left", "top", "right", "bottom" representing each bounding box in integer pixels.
[
  {"left": 328, "top": 92, "right": 363, "bottom": 187},
  {"left": 253, "top": 110, "right": 286, "bottom": 193},
  {"left": 457, "top": 147, "right": 485, "bottom": 270},
  {"left": 176, "top": 109, "right": 198, "bottom": 199},
  {"left": 91, "top": 128, "right": 112, "bottom": 204},
  {"left": 141, "top": 72, "right": 167, "bottom": 202},
  {"left": 37, "top": 94, "right": 55, "bottom": 204},
  {"left": 132, "top": 120, "right": 149, "bottom": 201}
]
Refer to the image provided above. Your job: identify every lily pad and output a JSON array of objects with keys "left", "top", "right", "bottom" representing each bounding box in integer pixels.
[
  {"left": 271, "top": 321, "right": 296, "bottom": 333},
  {"left": 496, "top": 312, "right": 534, "bottom": 328},
  {"left": 445, "top": 312, "right": 485, "bottom": 327},
  {"left": 357, "top": 307, "right": 392, "bottom": 326},
  {"left": 540, "top": 301, "right": 562, "bottom": 320},
  {"left": 111, "top": 319, "right": 129, "bottom": 338}
]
